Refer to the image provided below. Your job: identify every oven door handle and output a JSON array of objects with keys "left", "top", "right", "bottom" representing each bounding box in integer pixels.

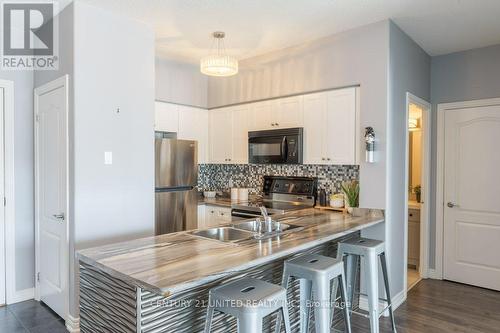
[{"left": 281, "top": 136, "right": 288, "bottom": 161}]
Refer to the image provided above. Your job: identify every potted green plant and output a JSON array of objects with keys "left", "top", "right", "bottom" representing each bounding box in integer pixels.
[
  {"left": 341, "top": 181, "right": 359, "bottom": 214},
  {"left": 413, "top": 185, "right": 421, "bottom": 203}
]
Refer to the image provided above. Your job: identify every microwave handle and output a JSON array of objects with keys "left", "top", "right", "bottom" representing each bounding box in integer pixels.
[{"left": 281, "top": 136, "right": 288, "bottom": 161}]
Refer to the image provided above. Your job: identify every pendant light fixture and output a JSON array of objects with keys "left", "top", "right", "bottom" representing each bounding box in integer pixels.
[{"left": 200, "top": 31, "right": 238, "bottom": 77}]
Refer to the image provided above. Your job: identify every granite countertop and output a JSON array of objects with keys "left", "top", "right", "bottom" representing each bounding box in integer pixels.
[{"left": 78, "top": 208, "right": 384, "bottom": 297}]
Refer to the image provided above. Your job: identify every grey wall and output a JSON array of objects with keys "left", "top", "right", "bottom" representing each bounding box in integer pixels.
[
  {"left": 428, "top": 44, "right": 500, "bottom": 268},
  {"left": 208, "top": 21, "right": 390, "bottom": 214},
  {"left": 156, "top": 58, "right": 208, "bottom": 108},
  {"left": 388, "top": 22, "right": 430, "bottom": 295},
  {"left": 0, "top": 70, "right": 34, "bottom": 293},
  {"left": 70, "top": 0, "right": 155, "bottom": 318}
]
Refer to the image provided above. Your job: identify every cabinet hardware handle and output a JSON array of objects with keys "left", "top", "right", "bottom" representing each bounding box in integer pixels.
[
  {"left": 327, "top": 158, "right": 331, "bottom": 161},
  {"left": 322, "top": 157, "right": 325, "bottom": 161},
  {"left": 447, "top": 202, "right": 458, "bottom": 208},
  {"left": 275, "top": 123, "right": 279, "bottom": 126},
  {"left": 53, "top": 213, "right": 65, "bottom": 220}
]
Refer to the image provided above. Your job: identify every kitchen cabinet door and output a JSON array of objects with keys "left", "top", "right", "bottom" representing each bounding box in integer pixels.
[
  {"left": 325, "top": 88, "right": 357, "bottom": 165},
  {"left": 249, "top": 100, "right": 276, "bottom": 130},
  {"left": 155, "top": 101, "right": 178, "bottom": 133},
  {"left": 205, "top": 206, "right": 218, "bottom": 227},
  {"left": 197, "top": 205, "right": 206, "bottom": 229},
  {"left": 231, "top": 105, "right": 249, "bottom": 164},
  {"left": 209, "top": 107, "right": 232, "bottom": 163},
  {"left": 276, "top": 95, "right": 303, "bottom": 129},
  {"left": 303, "top": 92, "right": 327, "bottom": 164},
  {"left": 178, "top": 105, "right": 209, "bottom": 164}
]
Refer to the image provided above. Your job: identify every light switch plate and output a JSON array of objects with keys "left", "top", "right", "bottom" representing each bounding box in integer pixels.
[{"left": 104, "top": 151, "right": 112, "bottom": 165}]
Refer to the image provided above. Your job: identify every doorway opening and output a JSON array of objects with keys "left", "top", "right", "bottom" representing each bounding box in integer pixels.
[{"left": 405, "top": 93, "right": 431, "bottom": 293}]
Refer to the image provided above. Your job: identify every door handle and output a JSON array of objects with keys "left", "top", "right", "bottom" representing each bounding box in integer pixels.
[
  {"left": 447, "top": 202, "right": 458, "bottom": 208},
  {"left": 53, "top": 213, "right": 65, "bottom": 220}
]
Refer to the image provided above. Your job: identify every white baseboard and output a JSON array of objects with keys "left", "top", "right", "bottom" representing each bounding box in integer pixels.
[
  {"left": 359, "top": 289, "right": 406, "bottom": 317},
  {"left": 427, "top": 269, "right": 442, "bottom": 280},
  {"left": 7, "top": 287, "right": 34, "bottom": 304},
  {"left": 66, "top": 314, "right": 80, "bottom": 332}
]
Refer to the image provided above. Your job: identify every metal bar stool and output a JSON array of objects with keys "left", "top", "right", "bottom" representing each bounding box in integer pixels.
[
  {"left": 204, "top": 277, "right": 291, "bottom": 333},
  {"left": 337, "top": 238, "right": 397, "bottom": 333},
  {"left": 277, "top": 253, "right": 351, "bottom": 333}
]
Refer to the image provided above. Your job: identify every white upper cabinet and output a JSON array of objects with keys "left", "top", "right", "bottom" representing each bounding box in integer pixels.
[
  {"left": 276, "top": 95, "right": 304, "bottom": 129},
  {"left": 155, "top": 102, "right": 209, "bottom": 164},
  {"left": 303, "top": 87, "right": 358, "bottom": 165},
  {"left": 178, "top": 105, "right": 209, "bottom": 164},
  {"left": 155, "top": 101, "right": 178, "bottom": 133},
  {"left": 249, "top": 100, "right": 275, "bottom": 130},
  {"left": 209, "top": 105, "right": 249, "bottom": 164},
  {"left": 325, "top": 88, "right": 357, "bottom": 165},
  {"left": 231, "top": 104, "right": 249, "bottom": 164},
  {"left": 248, "top": 96, "right": 303, "bottom": 130},
  {"left": 303, "top": 92, "right": 328, "bottom": 164},
  {"left": 209, "top": 107, "right": 233, "bottom": 164}
]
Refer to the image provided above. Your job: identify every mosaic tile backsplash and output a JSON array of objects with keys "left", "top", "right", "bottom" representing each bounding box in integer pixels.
[{"left": 198, "top": 164, "right": 359, "bottom": 196}]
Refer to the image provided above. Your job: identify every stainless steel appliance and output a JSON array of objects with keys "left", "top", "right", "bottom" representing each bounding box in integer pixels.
[
  {"left": 155, "top": 138, "right": 198, "bottom": 234},
  {"left": 248, "top": 128, "right": 303, "bottom": 164},
  {"left": 231, "top": 176, "right": 317, "bottom": 220}
]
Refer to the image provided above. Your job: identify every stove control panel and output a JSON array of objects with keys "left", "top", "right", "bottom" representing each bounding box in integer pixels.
[{"left": 263, "top": 176, "right": 317, "bottom": 196}]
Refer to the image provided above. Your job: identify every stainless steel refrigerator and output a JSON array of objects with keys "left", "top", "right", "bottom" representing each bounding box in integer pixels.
[{"left": 155, "top": 138, "right": 198, "bottom": 235}]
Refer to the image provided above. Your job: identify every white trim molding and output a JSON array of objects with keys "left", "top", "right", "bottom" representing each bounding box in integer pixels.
[
  {"left": 404, "top": 93, "right": 432, "bottom": 289},
  {"left": 0, "top": 79, "right": 18, "bottom": 305},
  {"left": 66, "top": 314, "right": 80, "bottom": 332},
  {"left": 435, "top": 97, "right": 500, "bottom": 280},
  {"left": 8, "top": 288, "right": 34, "bottom": 304},
  {"left": 359, "top": 288, "right": 406, "bottom": 317}
]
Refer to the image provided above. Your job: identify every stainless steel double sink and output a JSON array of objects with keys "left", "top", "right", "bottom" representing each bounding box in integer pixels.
[{"left": 191, "top": 219, "right": 302, "bottom": 242}]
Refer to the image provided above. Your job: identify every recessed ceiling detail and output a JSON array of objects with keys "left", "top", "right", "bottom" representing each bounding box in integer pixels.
[{"left": 82, "top": 0, "right": 500, "bottom": 63}]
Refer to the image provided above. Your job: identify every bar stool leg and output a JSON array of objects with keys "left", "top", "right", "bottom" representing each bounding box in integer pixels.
[
  {"left": 238, "top": 313, "right": 262, "bottom": 333},
  {"left": 380, "top": 252, "right": 397, "bottom": 333},
  {"left": 365, "top": 252, "right": 380, "bottom": 333},
  {"left": 299, "top": 278, "right": 312, "bottom": 333},
  {"left": 281, "top": 302, "right": 292, "bottom": 333},
  {"left": 344, "top": 254, "right": 359, "bottom": 310},
  {"left": 275, "top": 272, "right": 291, "bottom": 333},
  {"left": 312, "top": 278, "right": 331, "bottom": 333},
  {"left": 339, "top": 273, "right": 352, "bottom": 333},
  {"left": 204, "top": 295, "right": 214, "bottom": 333}
]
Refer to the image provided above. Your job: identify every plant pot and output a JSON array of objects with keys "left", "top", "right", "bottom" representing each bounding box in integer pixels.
[{"left": 349, "top": 207, "right": 367, "bottom": 217}]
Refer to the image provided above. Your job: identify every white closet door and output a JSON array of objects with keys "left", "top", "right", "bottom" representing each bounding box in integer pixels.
[{"left": 443, "top": 103, "right": 500, "bottom": 291}]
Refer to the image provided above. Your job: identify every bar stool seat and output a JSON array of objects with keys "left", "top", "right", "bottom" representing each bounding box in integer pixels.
[
  {"left": 338, "top": 238, "right": 397, "bottom": 333},
  {"left": 279, "top": 253, "right": 351, "bottom": 333},
  {"left": 205, "top": 277, "right": 291, "bottom": 333}
]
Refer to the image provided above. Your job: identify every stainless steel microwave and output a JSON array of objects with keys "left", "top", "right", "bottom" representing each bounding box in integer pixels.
[{"left": 248, "top": 128, "right": 303, "bottom": 164}]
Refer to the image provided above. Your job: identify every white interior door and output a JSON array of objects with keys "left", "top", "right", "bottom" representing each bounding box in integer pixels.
[
  {"left": 443, "top": 102, "right": 500, "bottom": 291},
  {"left": 35, "top": 77, "right": 68, "bottom": 318},
  {"left": 0, "top": 87, "right": 5, "bottom": 306}
]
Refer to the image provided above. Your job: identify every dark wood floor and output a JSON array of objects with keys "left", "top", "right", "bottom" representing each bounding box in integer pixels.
[
  {"left": 1, "top": 280, "right": 499, "bottom": 332},
  {"left": 350, "top": 279, "right": 500, "bottom": 333}
]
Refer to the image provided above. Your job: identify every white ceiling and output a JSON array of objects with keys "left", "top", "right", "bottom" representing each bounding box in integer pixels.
[{"left": 82, "top": 0, "right": 500, "bottom": 63}]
